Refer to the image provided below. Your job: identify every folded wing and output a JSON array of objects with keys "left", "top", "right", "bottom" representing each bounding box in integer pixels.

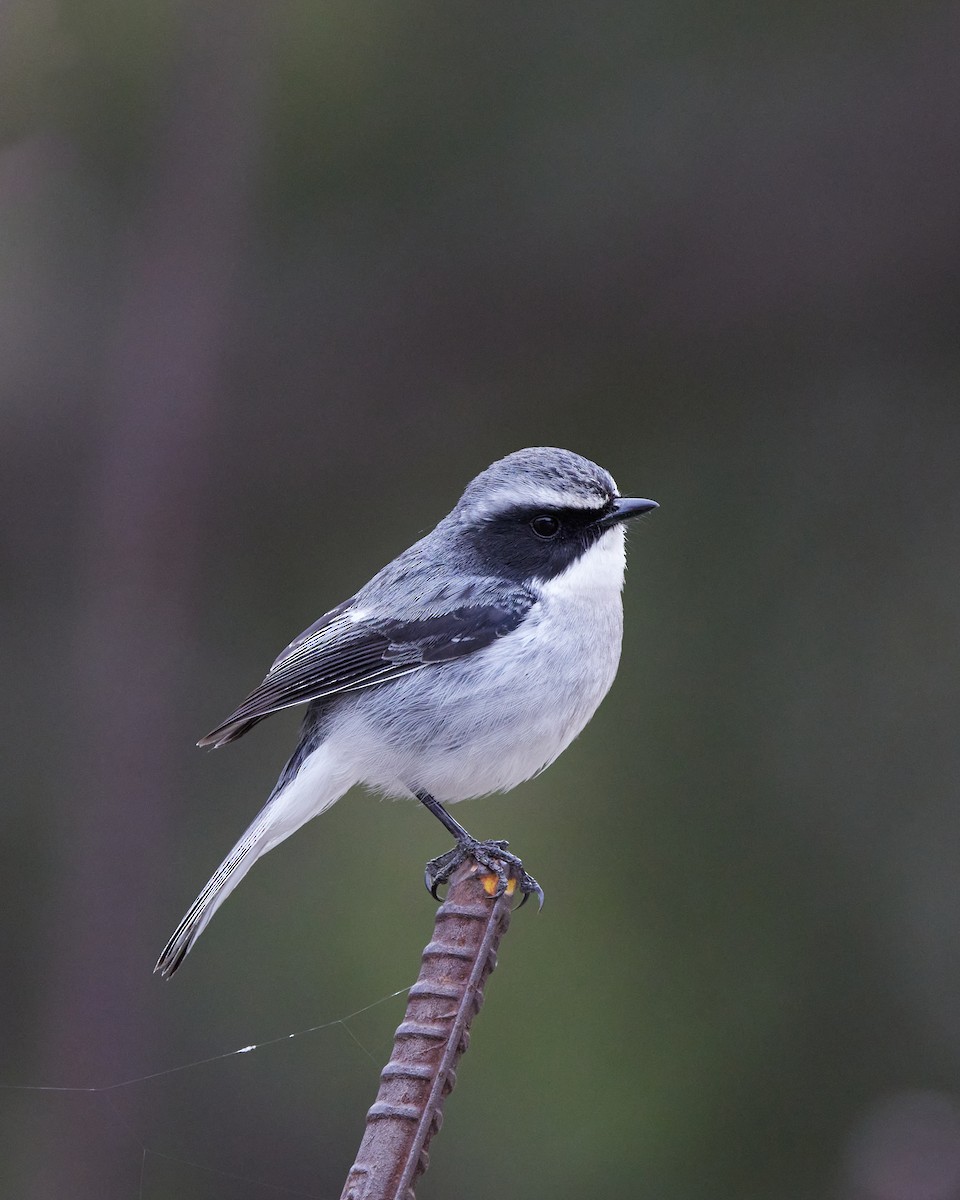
[{"left": 198, "top": 587, "right": 536, "bottom": 748}]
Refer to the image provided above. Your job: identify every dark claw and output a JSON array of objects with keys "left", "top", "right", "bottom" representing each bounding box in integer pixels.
[{"left": 517, "top": 874, "right": 545, "bottom": 910}]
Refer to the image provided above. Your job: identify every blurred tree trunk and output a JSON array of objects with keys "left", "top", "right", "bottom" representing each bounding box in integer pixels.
[{"left": 29, "top": 5, "right": 265, "bottom": 1196}]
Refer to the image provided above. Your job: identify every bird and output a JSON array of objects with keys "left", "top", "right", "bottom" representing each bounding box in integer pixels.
[{"left": 155, "top": 447, "right": 658, "bottom": 977}]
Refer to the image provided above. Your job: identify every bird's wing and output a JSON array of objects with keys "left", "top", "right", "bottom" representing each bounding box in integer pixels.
[{"left": 197, "top": 587, "right": 536, "bottom": 748}]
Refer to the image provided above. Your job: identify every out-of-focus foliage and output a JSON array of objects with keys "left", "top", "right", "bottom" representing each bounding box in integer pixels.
[{"left": 3, "top": 2, "right": 960, "bottom": 1198}]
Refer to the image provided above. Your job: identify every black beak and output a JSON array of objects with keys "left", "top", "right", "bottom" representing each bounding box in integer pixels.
[{"left": 597, "top": 496, "right": 659, "bottom": 528}]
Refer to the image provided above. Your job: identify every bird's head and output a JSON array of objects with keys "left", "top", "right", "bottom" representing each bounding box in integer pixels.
[{"left": 453, "top": 447, "right": 658, "bottom": 586}]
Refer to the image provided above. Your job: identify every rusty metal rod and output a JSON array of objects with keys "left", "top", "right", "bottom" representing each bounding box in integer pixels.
[{"left": 340, "top": 858, "right": 517, "bottom": 1200}]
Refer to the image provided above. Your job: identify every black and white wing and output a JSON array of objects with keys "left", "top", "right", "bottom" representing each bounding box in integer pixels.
[{"left": 198, "top": 587, "right": 536, "bottom": 748}]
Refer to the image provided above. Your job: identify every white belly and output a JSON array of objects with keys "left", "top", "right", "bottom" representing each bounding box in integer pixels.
[{"left": 332, "top": 526, "right": 627, "bottom": 801}]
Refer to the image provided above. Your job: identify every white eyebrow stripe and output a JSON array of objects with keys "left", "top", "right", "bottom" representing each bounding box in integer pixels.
[{"left": 469, "top": 483, "right": 613, "bottom": 517}]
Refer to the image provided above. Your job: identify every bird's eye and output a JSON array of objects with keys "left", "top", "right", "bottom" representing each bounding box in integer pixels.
[{"left": 530, "top": 514, "right": 561, "bottom": 539}]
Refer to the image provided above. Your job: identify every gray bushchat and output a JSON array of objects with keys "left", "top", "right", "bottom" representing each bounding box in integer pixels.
[{"left": 155, "top": 447, "right": 657, "bottom": 976}]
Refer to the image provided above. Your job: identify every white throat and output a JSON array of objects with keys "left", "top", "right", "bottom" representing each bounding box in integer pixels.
[{"left": 539, "top": 525, "right": 626, "bottom": 603}]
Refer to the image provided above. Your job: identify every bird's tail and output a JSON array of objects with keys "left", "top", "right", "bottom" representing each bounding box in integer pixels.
[
  {"left": 154, "top": 741, "right": 355, "bottom": 978},
  {"left": 154, "top": 825, "right": 264, "bottom": 978}
]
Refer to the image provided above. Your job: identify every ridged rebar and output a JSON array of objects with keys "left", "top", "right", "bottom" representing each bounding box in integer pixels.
[{"left": 340, "top": 858, "right": 517, "bottom": 1200}]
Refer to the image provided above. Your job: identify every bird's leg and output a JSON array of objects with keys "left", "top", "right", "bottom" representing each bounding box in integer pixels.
[{"left": 415, "top": 790, "right": 544, "bottom": 908}]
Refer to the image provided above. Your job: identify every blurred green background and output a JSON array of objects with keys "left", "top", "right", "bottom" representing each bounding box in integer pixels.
[{"left": 3, "top": 2, "right": 960, "bottom": 1197}]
